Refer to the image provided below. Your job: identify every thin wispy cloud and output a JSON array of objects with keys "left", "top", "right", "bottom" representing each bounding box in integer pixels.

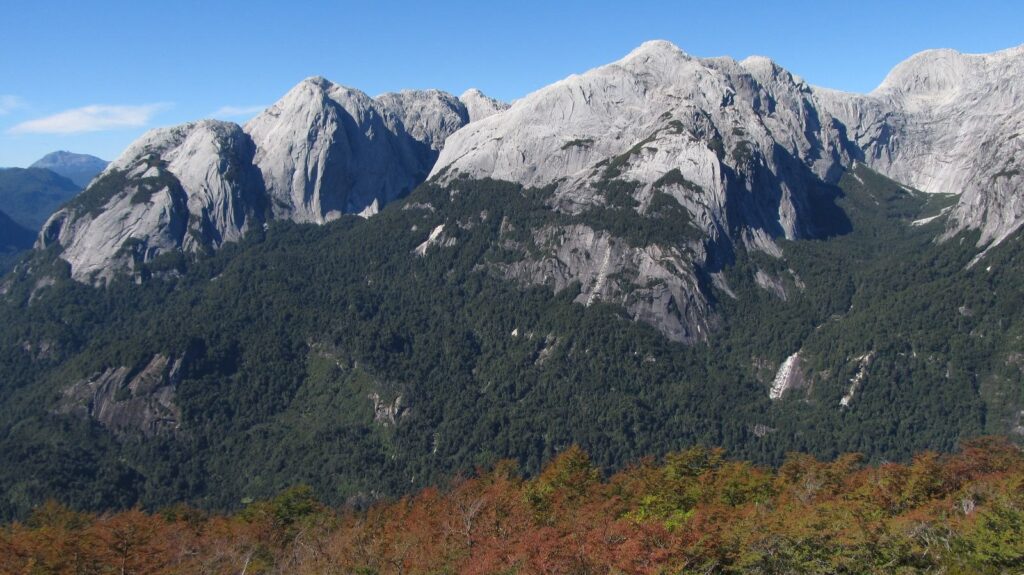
[
  {"left": 0, "top": 95, "right": 25, "bottom": 115},
  {"left": 211, "top": 105, "right": 266, "bottom": 118},
  {"left": 8, "top": 103, "right": 170, "bottom": 134}
]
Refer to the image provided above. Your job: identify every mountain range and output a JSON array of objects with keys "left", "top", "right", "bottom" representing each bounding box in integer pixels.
[
  {"left": 0, "top": 41, "right": 1022, "bottom": 518},
  {"left": 33, "top": 43, "right": 1024, "bottom": 326}
]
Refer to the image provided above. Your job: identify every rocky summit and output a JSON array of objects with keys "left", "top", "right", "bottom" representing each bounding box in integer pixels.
[
  {"left": 246, "top": 79, "right": 472, "bottom": 223},
  {"left": 429, "top": 40, "right": 1024, "bottom": 340},
  {"left": 38, "top": 120, "right": 265, "bottom": 283},
  {"left": 815, "top": 45, "right": 1024, "bottom": 247}
]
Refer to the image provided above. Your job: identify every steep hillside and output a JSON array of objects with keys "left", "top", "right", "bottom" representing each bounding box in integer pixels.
[
  {"left": 815, "top": 45, "right": 1024, "bottom": 246},
  {"left": 0, "top": 167, "right": 81, "bottom": 230},
  {"left": 0, "top": 210, "right": 34, "bottom": 273}
]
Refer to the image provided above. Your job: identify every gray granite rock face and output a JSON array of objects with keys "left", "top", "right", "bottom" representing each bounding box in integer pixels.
[
  {"left": 58, "top": 354, "right": 184, "bottom": 437},
  {"left": 459, "top": 88, "right": 509, "bottom": 122},
  {"left": 247, "top": 79, "right": 475, "bottom": 222},
  {"left": 436, "top": 41, "right": 1024, "bottom": 251},
  {"left": 39, "top": 120, "right": 265, "bottom": 284},
  {"left": 491, "top": 223, "right": 713, "bottom": 343},
  {"left": 40, "top": 80, "right": 506, "bottom": 280},
  {"left": 427, "top": 42, "right": 863, "bottom": 339},
  {"left": 432, "top": 41, "right": 857, "bottom": 247},
  {"left": 427, "top": 42, "right": 1024, "bottom": 337},
  {"left": 815, "top": 45, "right": 1024, "bottom": 246}
]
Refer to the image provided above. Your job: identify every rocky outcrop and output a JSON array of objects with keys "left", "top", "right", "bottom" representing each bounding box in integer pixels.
[
  {"left": 38, "top": 120, "right": 266, "bottom": 284},
  {"left": 36, "top": 77, "right": 505, "bottom": 281},
  {"left": 368, "top": 392, "right": 404, "bottom": 426},
  {"left": 412, "top": 224, "right": 456, "bottom": 256},
  {"left": 769, "top": 352, "right": 805, "bottom": 400},
  {"left": 840, "top": 352, "right": 874, "bottom": 407},
  {"left": 246, "top": 81, "right": 508, "bottom": 222},
  {"left": 754, "top": 270, "right": 789, "bottom": 301},
  {"left": 429, "top": 42, "right": 860, "bottom": 340},
  {"left": 432, "top": 41, "right": 855, "bottom": 245},
  {"left": 459, "top": 88, "right": 509, "bottom": 122},
  {"left": 247, "top": 79, "right": 473, "bottom": 222},
  {"left": 376, "top": 89, "right": 471, "bottom": 152},
  {"left": 426, "top": 41, "right": 1024, "bottom": 339},
  {"left": 493, "top": 223, "right": 713, "bottom": 343},
  {"left": 58, "top": 354, "right": 184, "bottom": 437},
  {"left": 434, "top": 41, "right": 1024, "bottom": 253},
  {"left": 815, "top": 45, "right": 1024, "bottom": 246}
]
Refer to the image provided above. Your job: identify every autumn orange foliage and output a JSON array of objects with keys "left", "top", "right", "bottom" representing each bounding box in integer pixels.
[{"left": 2, "top": 438, "right": 1023, "bottom": 574}]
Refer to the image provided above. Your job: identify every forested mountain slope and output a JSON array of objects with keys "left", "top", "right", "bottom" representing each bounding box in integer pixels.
[{"left": 0, "top": 163, "right": 1020, "bottom": 518}]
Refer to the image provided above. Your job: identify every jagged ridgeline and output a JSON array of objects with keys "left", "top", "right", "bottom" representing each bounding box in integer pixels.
[{"left": 0, "top": 41, "right": 1022, "bottom": 517}]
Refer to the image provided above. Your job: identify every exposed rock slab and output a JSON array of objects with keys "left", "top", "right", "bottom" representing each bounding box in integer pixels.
[
  {"left": 38, "top": 120, "right": 265, "bottom": 284},
  {"left": 492, "top": 223, "right": 713, "bottom": 343},
  {"left": 459, "top": 88, "right": 510, "bottom": 122},
  {"left": 432, "top": 41, "right": 856, "bottom": 244},
  {"left": 815, "top": 45, "right": 1024, "bottom": 246},
  {"left": 246, "top": 78, "right": 476, "bottom": 223},
  {"left": 58, "top": 354, "right": 184, "bottom": 436},
  {"left": 769, "top": 352, "right": 804, "bottom": 400}
]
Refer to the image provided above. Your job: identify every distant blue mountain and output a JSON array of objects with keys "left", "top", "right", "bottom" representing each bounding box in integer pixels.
[{"left": 30, "top": 151, "right": 108, "bottom": 187}]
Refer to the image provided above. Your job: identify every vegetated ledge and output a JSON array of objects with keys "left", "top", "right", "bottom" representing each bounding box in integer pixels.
[{"left": 2, "top": 437, "right": 1022, "bottom": 574}]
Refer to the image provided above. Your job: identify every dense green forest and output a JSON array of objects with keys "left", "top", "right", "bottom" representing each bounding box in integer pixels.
[{"left": 0, "top": 164, "right": 1020, "bottom": 519}]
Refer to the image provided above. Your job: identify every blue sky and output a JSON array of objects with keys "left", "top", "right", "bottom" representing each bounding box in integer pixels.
[{"left": 1, "top": 0, "right": 1021, "bottom": 167}]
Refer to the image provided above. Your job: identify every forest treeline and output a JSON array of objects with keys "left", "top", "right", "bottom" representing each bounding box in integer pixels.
[{"left": 2, "top": 437, "right": 1023, "bottom": 574}]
